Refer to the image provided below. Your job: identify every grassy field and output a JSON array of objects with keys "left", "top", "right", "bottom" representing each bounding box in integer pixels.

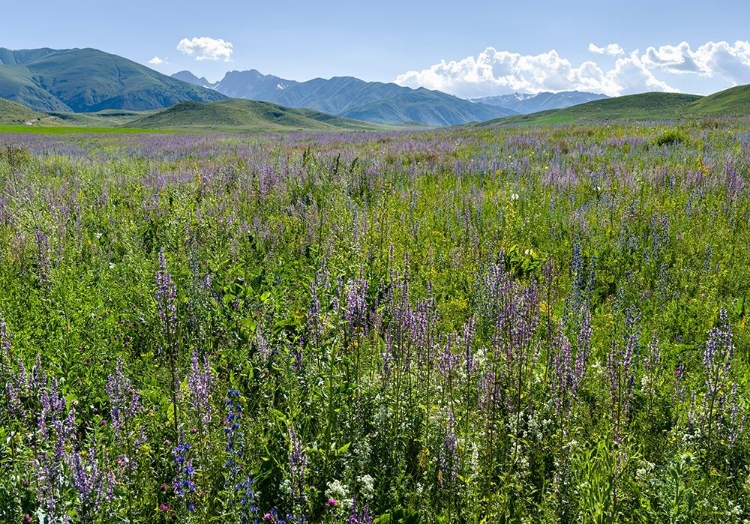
[
  {"left": 0, "top": 118, "right": 749, "bottom": 522},
  {"left": 0, "top": 124, "right": 175, "bottom": 134}
]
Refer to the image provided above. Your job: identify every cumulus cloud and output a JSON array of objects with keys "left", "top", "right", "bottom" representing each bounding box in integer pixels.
[
  {"left": 643, "top": 40, "right": 750, "bottom": 84},
  {"left": 396, "top": 40, "right": 750, "bottom": 98},
  {"left": 394, "top": 47, "right": 673, "bottom": 98},
  {"left": 607, "top": 51, "right": 678, "bottom": 94},
  {"left": 148, "top": 56, "right": 166, "bottom": 65},
  {"left": 588, "top": 43, "right": 625, "bottom": 56},
  {"left": 176, "top": 37, "right": 233, "bottom": 62}
]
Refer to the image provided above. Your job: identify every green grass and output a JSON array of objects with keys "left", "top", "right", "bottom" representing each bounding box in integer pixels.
[
  {"left": 1, "top": 120, "right": 750, "bottom": 522},
  {"left": 123, "top": 98, "right": 396, "bottom": 132},
  {"left": 0, "top": 124, "right": 175, "bottom": 134},
  {"left": 478, "top": 92, "right": 706, "bottom": 126},
  {"left": 687, "top": 84, "right": 750, "bottom": 115},
  {"left": 477, "top": 85, "right": 750, "bottom": 126},
  {"left": 42, "top": 109, "right": 159, "bottom": 127},
  {"left": 0, "top": 97, "right": 44, "bottom": 124}
]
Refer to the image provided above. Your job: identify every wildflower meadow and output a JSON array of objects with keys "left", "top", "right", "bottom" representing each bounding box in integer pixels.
[{"left": 0, "top": 119, "right": 749, "bottom": 522}]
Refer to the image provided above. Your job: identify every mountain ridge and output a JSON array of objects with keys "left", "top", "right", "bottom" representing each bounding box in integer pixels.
[
  {"left": 0, "top": 47, "right": 225, "bottom": 112},
  {"left": 174, "top": 69, "right": 517, "bottom": 126},
  {"left": 470, "top": 91, "right": 609, "bottom": 114}
]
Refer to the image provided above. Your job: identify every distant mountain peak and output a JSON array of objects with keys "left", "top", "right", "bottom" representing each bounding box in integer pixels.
[
  {"left": 470, "top": 91, "right": 609, "bottom": 114},
  {"left": 172, "top": 68, "right": 516, "bottom": 126},
  {"left": 172, "top": 70, "right": 214, "bottom": 89}
]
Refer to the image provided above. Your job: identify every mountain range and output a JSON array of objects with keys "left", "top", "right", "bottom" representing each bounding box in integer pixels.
[
  {"left": 0, "top": 46, "right": 613, "bottom": 127},
  {"left": 0, "top": 47, "right": 224, "bottom": 113},
  {"left": 470, "top": 91, "right": 609, "bottom": 114},
  {"left": 173, "top": 69, "right": 613, "bottom": 124},
  {"left": 2, "top": 46, "right": 747, "bottom": 133},
  {"left": 172, "top": 69, "right": 517, "bottom": 126}
]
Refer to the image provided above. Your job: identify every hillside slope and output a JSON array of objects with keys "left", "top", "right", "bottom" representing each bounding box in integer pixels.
[
  {"left": 0, "top": 47, "right": 225, "bottom": 112},
  {"left": 123, "top": 99, "right": 390, "bottom": 132},
  {"left": 0, "top": 97, "right": 43, "bottom": 124},
  {"left": 477, "top": 92, "right": 709, "bottom": 126}
]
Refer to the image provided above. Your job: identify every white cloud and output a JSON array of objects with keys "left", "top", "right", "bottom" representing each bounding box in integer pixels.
[
  {"left": 643, "top": 40, "right": 750, "bottom": 84},
  {"left": 395, "top": 40, "right": 750, "bottom": 98},
  {"left": 176, "top": 37, "right": 233, "bottom": 62},
  {"left": 607, "top": 51, "right": 678, "bottom": 94},
  {"left": 148, "top": 56, "right": 166, "bottom": 65},
  {"left": 588, "top": 43, "right": 625, "bottom": 56},
  {"left": 394, "top": 47, "right": 674, "bottom": 98}
]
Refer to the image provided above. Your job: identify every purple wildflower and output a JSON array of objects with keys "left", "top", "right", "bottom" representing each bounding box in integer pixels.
[
  {"left": 439, "top": 410, "right": 459, "bottom": 488},
  {"left": 307, "top": 280, "right": 323, "bottom": 346},
  {"left": 68, "top": 441, "right": 114, "bottom": 518},
  {"left": 344, "top": 277, "right": 369, "bottom": 333},
  {"left": 700, "top": 308, "right": 744, "bottom": 447},
  {"left": 173, "top": 437, "right": 197, "bottom": 507},
  {"left": 187, "top": 348, "right": 215, "bottom": 427},
  {"left": 35, "top": 228, "right": 50, "bottom": 284},
  {"left": 288, "top": 426, "right": 308, "bottom": 510},
  {"left": 348, "top": 497, "right": 373, "bottom": 524},
  {"left": 607, "top": 306, "right": 640, "bottom": 445},
  {"left": 155, "top": 250, "right": 178, "bottom": 353},
  {"left": 105, "top": 358, "right": 140, "bottom": 436}
]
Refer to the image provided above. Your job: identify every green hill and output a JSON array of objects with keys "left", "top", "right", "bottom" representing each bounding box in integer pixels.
[
  {"left": 479, "top": 92, "right": 704, "bottom": 126},
  {"left": 0, "top": 97, "right": 43, "bottom": 124},
  {"left": 123, "top": 99, "right": 392, "bottom": 133},
  {"left": 0, "top": 47, "right": 225, "bottom": 112},
  {"left": 477, "top": 85, "right": 750, "bottom": 126},
  {"left": 686, "top": 84, "right": 750, "bottom": 116}
]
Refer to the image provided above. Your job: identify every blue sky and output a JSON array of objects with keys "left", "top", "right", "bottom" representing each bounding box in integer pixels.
[{"left": 3, "top": 0, "right": 750, "bottom": 98}]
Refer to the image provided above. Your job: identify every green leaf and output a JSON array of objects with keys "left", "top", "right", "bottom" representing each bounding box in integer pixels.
[{"left": 270, "top": 409, "right": 286, "bottom": 422}]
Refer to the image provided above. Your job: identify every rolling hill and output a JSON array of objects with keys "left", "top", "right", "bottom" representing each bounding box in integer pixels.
[
  {"left": 123, "top": 99, "right": 393, "bottom": 133},
  {"left": 0, "top": 47, "right": 225, "bottom": 112},
  {"left": 0, "top": 97, "right": 43, "bottom": 124},
  {"left": 477, "top": 92, "right": 711, "bottom": 126},
  {"left": 175, "top": 70, "right": 516, "bottom": 126},
  {"left": 686, "top": 84, "right": 750, "bottom": 116}
]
